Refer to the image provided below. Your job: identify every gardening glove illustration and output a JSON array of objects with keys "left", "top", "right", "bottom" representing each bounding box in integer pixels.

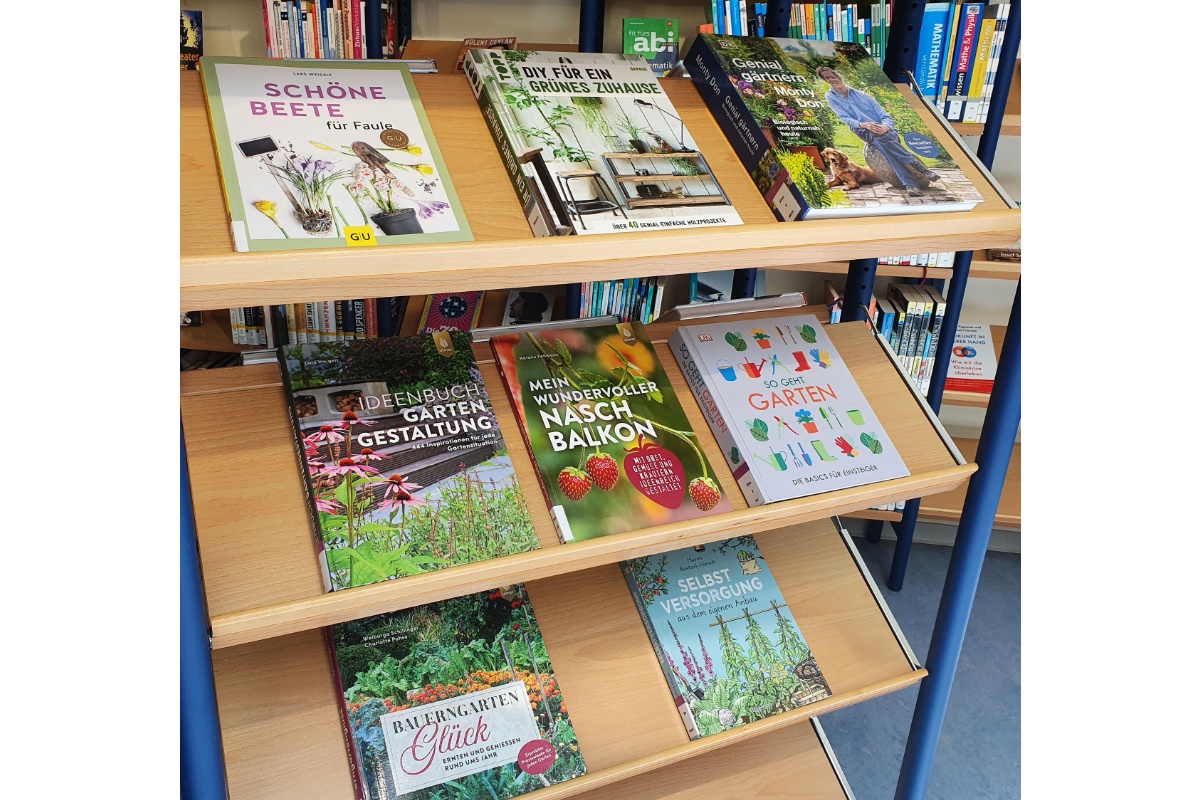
[
  {"left": 810, "top": 348, "right": 832, "bottom": 369},
  {"left": 860, "top": 432, "right": 884, "bottom": 454},
  {"left": 725, "top": 331, "right": 748, "bottom": 351},
  {"left": 834, "top": 436, "right": 859, "bottom": 457}
]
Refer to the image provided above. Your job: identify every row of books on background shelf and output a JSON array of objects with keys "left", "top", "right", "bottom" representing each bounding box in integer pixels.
[
  {"left": 259, "top": 0, "right": 403, "bottom": 60},
  {"left": 231, "top": 297, "right": 408, "bottom": 347},
  {"left": 701, "top": 1, "right": 771, "bottom": 39},
  {"left": 577, "top": 277, "right": 667, "bottom": 324},
  {"left": 914, "top": 1, "right": 1012, "bottom": 123},
  {"left": 782, "top": 2, "right": 893, "bottom": 67},
  {"left": 198, "top": 39, "right": 986, "bottom": 254}
]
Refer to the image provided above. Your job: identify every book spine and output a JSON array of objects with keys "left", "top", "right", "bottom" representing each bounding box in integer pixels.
[
  {"left": 668, "top": 327, "right": 768, "bottom": 506},
  {"left": 334, "top": 300, "right": 347, "bottom": 340},
  {"left": 906, "top": 288, "right": 929, "bottom": 382},
  {"left": 304, "top": 303, "right": 319, "bottom": 342},
  {"left": 915, "top": 4, "right": 945, "bottom": 98},
  {"left": 620, "top": 565, "right": 703, "bottom": 740},
  {"left": 946, "top": 3, "right": 982, "bottom": 121},
  {"left": 920, "top": 289, "right": 947, "bottom": 395},
  {"left": 886, "top": 285, "right": 912, "bottom": 367},
  {"left": 261, "top": 0, "right": 275, "bottom": 57},
  {"left": 937, "top": 1, "right": 963, "bottom": 111},
  {"left": 352, "top": 299, "right": 368, "bottom": 339},
  {"left": 319, "top": 301, "right": 335, "bottom": 342},
  {"left": 352, "top": 0, "right": 363, "bottom": 59},
  {"left": 962, "top": 7, "right": 996, "bottom": 122},
  {"left": 284, "top": 302, "right": 298, "bottom": 345},
  {"left": 979, "top": 3, "right": 1009, "bottom": 123},
  {"left": 363, "top": 299, "right": 377, "bottom": 338}
]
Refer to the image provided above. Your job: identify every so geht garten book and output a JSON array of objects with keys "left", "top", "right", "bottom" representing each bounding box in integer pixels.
[
  {"left": 330, "top": 585, "right": 586, "bottom": 799},
  {"left": 490, "top": 322, "right": 733, "bottom": 543},
  {"left": 199, "top": 56, "right": 472, "bottom": 251},
  {"left": 621, "top": 535, "right": 830, "bottom": 739},
  {"left": 462, "top": 48, "right": 742, "bottom": 236},
  {"left": 670, "top": 313, "right": 909, "bottom": 506},
  {"left": 279, "top": 333, "right": 539, "bottom": 592},
  {"left": 684, "top": 34, "right": 984, "bottom": 219}
]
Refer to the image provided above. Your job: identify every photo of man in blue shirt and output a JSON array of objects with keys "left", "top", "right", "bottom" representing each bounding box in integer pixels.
[{"left": 816, "top": 66, "right": 939, "bottom": 197}]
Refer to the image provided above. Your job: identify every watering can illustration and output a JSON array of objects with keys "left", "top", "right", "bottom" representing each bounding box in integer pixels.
[{"left": 737, "top": 357, "right": 768, "bottom": 379}]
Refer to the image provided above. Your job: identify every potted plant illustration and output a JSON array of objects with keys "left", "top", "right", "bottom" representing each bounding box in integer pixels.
[
  {"left": 750, "top": 328, "right": 771, "bottom": 349},
  {"left": 613, "top": 108, "right": 648, "bottom": 153},
  {"left": 736, "top": 549, "right": 762, "bottom": 575},
  {"left": 267, "top": 145, "right": 351, "bottom": 235},
  {"left": 344, "top": 161, "right": 425, "bottom": 236},
  {"left": 794, "top": 409, "right": 819, "bottom": 435}
]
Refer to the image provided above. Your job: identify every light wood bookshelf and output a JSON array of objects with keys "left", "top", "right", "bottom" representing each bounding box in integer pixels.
[
  {"left": 211, "top": 519, "right": 918, "bottom": 800},
  {"left": 952, "top": 59, "right": 1022, "bottom": 138},
  {"left": 180, "top": 71, "right": 1019, "bottom": 312}
]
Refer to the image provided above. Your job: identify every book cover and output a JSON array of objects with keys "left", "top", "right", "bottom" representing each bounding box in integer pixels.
[
  {"left": 278, "top": 333, "right": 539, "bottom": 591},
  {"left": 198, "top": 56, "right": 472, "bottom": 252},
  {"left": 455, "top": 36, "right": 518, "bottom": 73},
  {"left": 685, "top": 34, "right": 983, "bottom": 220},
  {"left": 622, "top": 18, "right": 681, "bottom": 77},
  {"left": 669, "top": 313, "right": 910, "bottom": 506},
  {"left": 961, "top": 3, "right": 999, "bottom": 122},
  {"left": 490, "top": 321, "right": 733, "bottom": 543},
  {"left": 944, "top": 2, "right": 984, "bottom": 121},
  {"left": 944, "top": 323, "right": 997, "bottom": 393},
  {"left": 330, "top": 585, "right": 586, "bottom": 799},
  {"left": 462, "top": 48, "right": 743, "bottom": 236},
  {"left": 501, "top": 290, "right": 556, "bottom": 326},
  {"left": 914, "top": 2, "right": 951, "bottom": 99},
  {"left": 620, "top": 534, "right": 831, "bottom": 739},
  {"left": 418, "top": 292, "right": 485, "bottom": 333},
  {"left": 181, "top": 10, "right": 203, "bottom": 71}
]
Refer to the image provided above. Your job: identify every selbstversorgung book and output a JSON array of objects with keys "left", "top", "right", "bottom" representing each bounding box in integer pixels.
[
  {"left": 685, "top": 35, "right": 984, "bottom": 219},
  {"left": 329, "top": 585, "right": 586, "bottom": 799},
  {"left": 620, "top": 535, "right": 830, "bottom": 739},
  {"left": 462, "top": 48, "right": 742, "bottom": 236},
  {"left": 490, "top": 322, "right": 733, "bottom": 543},
  {"left": 279, "top": 334, "right": 538, "bottom": 591},
  {"left": 199, "top": 56, "right": 472, "bottom": 251},
  {"left": 669, "top": 313, "right": 909, "bottom": 505}
]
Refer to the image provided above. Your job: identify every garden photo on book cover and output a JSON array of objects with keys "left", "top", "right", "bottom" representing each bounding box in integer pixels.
[{"left": 281, "top": 334, "right": 538, "bottom": 591}]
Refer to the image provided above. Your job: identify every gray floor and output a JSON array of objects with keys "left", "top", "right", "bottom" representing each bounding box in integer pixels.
[{"left": 819, "top": 535, "right": 1021, "bottom": 799}]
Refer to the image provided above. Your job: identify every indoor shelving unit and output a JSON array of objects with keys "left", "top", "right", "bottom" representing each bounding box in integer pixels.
[{"left": 180, "top": 3, "right": 1022, "bottom": 799}]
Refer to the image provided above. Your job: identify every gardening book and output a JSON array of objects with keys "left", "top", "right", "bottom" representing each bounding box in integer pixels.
[
  {"left": 198, "top": 56, "right": 472, "bottom": 252},
  {"left": 945, "top": 323, "right": 998, "bottom": 394},
  {"left": 278, "top": 333, "right": 539, "bottom": 592},
  {"left": 620, "top": 535, "right": 830, "bottom": 739},
  {"left": 684, "top": 34, "right": 984, "bottom": 220},
  {"left": 461, "top": 48, "right": 742, "bottom": 236},
  {"left": 329, "top": 585, "right": 587, "bottom": 799},
  {"left": 417, "top": 292, "right": 485, "bottom": 333},
  {"left": 669, "top": 313, "right": 909, "bottom": 506},
  {"left": 490, "top": 321, "right": 733, "bottom": 543}
]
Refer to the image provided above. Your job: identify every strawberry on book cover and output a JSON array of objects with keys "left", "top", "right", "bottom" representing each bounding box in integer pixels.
[
  {"left": 684, "top": 34, "right": 983, "bottom": 220},
  {"left": 620, "top": 534, "right": 830, "bottom": 739},
  {"left": 198, "top": 56, "right": 471, "bottom": 252},
  {"left": 278, "top": 333, "right": 539, "bottom": 591},
  {"left": 462, "top": 48, "right": 742, "bottom": 236},
  {"left": 490, "top": 322, "right": 733, "bottom": 543},
  {"left": 669, "top": 313, "right": 910, "bottom": 506},
  {"left": 329, "top": 585, "right": 587, "bottom": 799}
]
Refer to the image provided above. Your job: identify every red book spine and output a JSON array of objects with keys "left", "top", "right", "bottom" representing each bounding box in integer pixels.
[
  {"left": 351, "top": 0, "right": 362, "bottom": 59},
  {"left": 261, "top": 0, "right": 274, "bottom": 57}
]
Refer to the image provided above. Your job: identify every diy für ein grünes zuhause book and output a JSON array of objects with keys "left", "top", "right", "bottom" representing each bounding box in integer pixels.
[
  {"left": 621, "top": 535, "right": 830, "bottom": 739},
  {"left": 329, "top": 585, "right": 587, "bottom": 799},
  {"left": 490, "top": 322, "right": 733, "bottom": 543},
  {"left": 199, "top": 56, "right": 471, "bottom": 251},
  {"left": 684, "top": 35, "right": 983, "bottom": 220},
  {"left": 278, "top": 333, "right": 539, "bottom": 592},
  {"left": 462, "top": 48, "right": 742, "bottom": 236}
]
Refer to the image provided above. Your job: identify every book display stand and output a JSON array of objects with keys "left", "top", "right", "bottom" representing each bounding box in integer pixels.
[{"left": 179, "top": 3, "right": 1021, "bottom": 800}]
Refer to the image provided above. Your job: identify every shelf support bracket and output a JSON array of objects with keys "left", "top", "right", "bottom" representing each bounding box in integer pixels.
[
  {"left": 181, "top": 425, "right": 228, "bottom": 800},
  {"left": 841, "top": 259, "right": 879, "bottom": 323},
  {"left": 578, "top": 0, "right": 605, "bottom": 52},
  {"left": 895, "top": 280, "right": 1021, "bottom": 800}
]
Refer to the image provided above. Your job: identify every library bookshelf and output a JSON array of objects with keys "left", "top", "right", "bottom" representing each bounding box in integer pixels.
[{"left": 179, "top": 40, "right": 1018, "bottom": 799}]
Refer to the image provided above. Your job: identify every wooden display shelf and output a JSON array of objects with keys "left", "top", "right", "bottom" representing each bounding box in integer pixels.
[
  {"left": 952, "top": 60, "right": 1021, "bottom": 137},
  {"left": 180, "top": 70, "right": 1019, "bottom": 312},
  {"left": 180, "top": 309, "right": 248, "bottom": 353},
  {"left": 602, "top": 152, "right": 703, "bottom": 160},
  {"left": 180, "top": 309, "right": 974, "bottom": 648},
  {"left": 845, "top": 437, "right": 1020, "bottom": 530},
  {"left": 612, "top": 175, "right": 710, "bottom": 183},
  {"left": 211, "top": 519, "right": 918, "bottom": 800},
  {"left": 942, "top": 325, "right": 1005, "bottom": 408},
  {"left": 805, "top": 249, "right": 1019, "bottom": 281},
  {"left": 968, "top": 250, "right": 1021, "bottom": 280},
  {"left": 625, "top": 196, "right": 727, "bottom": 208}
]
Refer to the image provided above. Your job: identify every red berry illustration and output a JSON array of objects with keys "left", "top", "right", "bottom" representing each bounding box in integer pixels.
[
  {"left": 557, "top": 466, "right": 593, "bottom": 501},
  {"left": 687, "top": 476, "right": 722, "bottom": 512},
  {"left": 584, "top": 453, "right": 620, "bottom": 491}
]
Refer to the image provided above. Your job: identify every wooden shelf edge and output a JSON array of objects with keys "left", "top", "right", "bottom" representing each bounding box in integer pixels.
[
  {"left": 208, "top": 463, "right": 973, "bottom": 649},
  {"left": 939, "top": 324, "right": 1006, "bottom": 408},
  {"left": 952, "top": 115, "right": 1020, "bottom": 137}
]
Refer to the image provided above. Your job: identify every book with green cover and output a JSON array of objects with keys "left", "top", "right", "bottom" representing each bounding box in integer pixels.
[
  {"left": 279, "top": 333, "right": 539, "bottom": 591},
  {"left": 198, "top": 56, "right": 472, "bottom": 251},
  {"left": 490, "top": 322, "right": 733, "bottom": 543},
  {"left": 622, "top": 18, "right": 681, "bottom": 76},
  {"left": 330, "top": 585, "right": 587, "bottom": 799}
]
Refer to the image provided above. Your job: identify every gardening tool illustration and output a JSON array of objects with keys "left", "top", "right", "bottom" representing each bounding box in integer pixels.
[
  {"left": 834, "top": 436, "right": 860, "bottom": 457},
  {"left": 790, "top": 350, "right": 811, "bottom": 372},
  {"left": 810, "top": 440, "right": 838, "bottom": 462},
  {"left": 236, "top": 135, "right": 304, "bottom": 215},
  {"left": 819, "top": 407, "right": 835, "bottom": 429},
  {"left": 725, "top": 331, "right": 748, "bottom": 351},
  {"left": 352, "top": 140, "right": 417, "bottom": 197},
  {"left": 716, "top": 359, "right": 737, "bottom": 381},
  {"left": 737, "top": 357, "right": 767, "bottom": 379},
  {"left": 750, "top": 328, "right": 772, "bottom": 349},
  {"left": 775, "top": 324, "right": 796, "bottom": 346},
  {"left": 794, "top": 409, "right": 819, "bottom": 434},
  {"left": 774, "top": 415, "right": 801, "bottom": 437},
  {"left": 809, "top": 348, "right": 832, "bottom": 369},
  {"left": 753, "top": 447, "right": 788, "bottom": 471},
  {"left": 766, "top": 353, "right": 790, "bottom": 374},
  {"left": 860, "top": 432, "right": 884, "bottom": 454},
  {"left": 826, "top": 406, "right": 844, "bottom": 427},
  {"left": 786, "top": 443, "right": 808, "bottom": 468},
  {"left": 794, "top": 441, "right": 813, "bottom": 465},
  {"left": 796, "top": 324, "right": 818, "bottom": 344},
  {"left": 745, "top": 418, "right": 770, "bottom": 442}
]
